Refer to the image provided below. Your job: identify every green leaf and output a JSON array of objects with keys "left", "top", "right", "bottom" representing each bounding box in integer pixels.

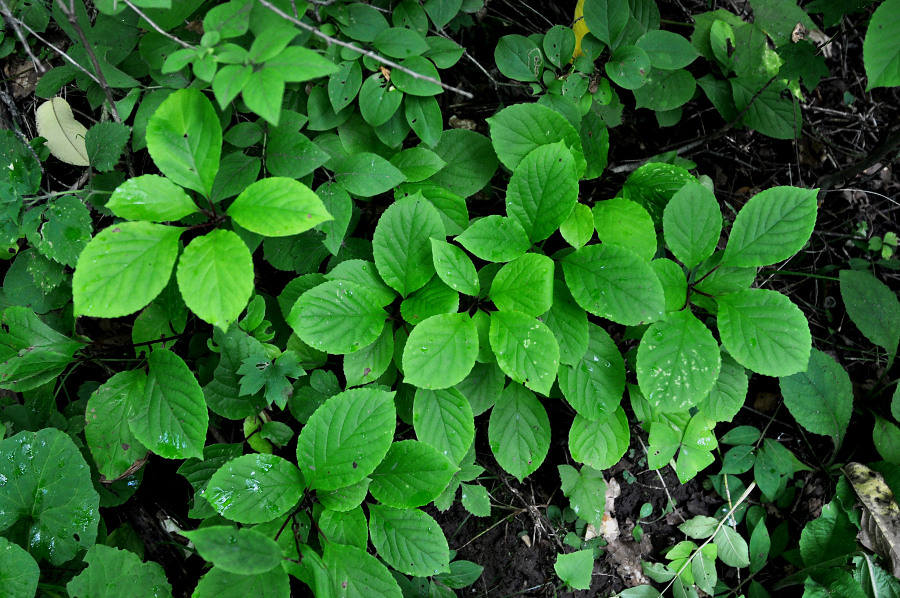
[
  {"left": 266, "top": 125, "right": 329, "bottom": 180},
  {"left": 0, "top": 429, "right": 100, "bottom": 565},
  {"left": 560, "top": 203, "right": 594, "bottom": 249},
  {"left": 203, "top": 328, "right": 269, "bottom": 419},
  {"left": 505, "top": 142, "right": 578, "bottom": 242},
  {"left": 0, "top": 537, "right": 39, "bottom": 598},
  {"left": 238, "top": 350, "right": 304, "bottom": 409},
  {"left": 555, "top": 549, "right": 594, "bottom": 590},
  {"left": 543, "top": 279, "right": 589, "bottom": 367},
  {"left": 373, "top": 194, "right": 445, "bottom": 297},
  {"left": 390, "top": 147, "right": 446, "bottom": 182},
  {"left": 637, "top": 310, "right": 721, "bottom": 413},
  {"left": 864, "top": 0, "right": 900, "bottom": 89},
  {"left": 400, "top": 182, "right": 470, "bottom": 235},
  {"left": 780, "top": 348, "right": 853, "bottom": 449},
  {"left": 561, "top": 243, "right": 665, "bottom": 325},
  {"left": 316, "top": 182, "right": 353, "bottom": 256},
  {"left": 400, "top": 276, "right": 458, "bottom": 324},
  {"left": 428, "top": 129, "right": 499, "bottom": 198},
  {"left": 193, "top": 565, "right": 290, "bottom": 598},
  {"left": 325, "top": 261, "right": 396, "bottom": 307},
  {"left": 460, "top": 483, "right": 491, "bottom": 517},
  {"left": 692, "top": 544, "right": 718, "bottom": 594},
  {"left": 369, "top": 504, "right": 451, "bottom": 576},
  {"left": 715, "top": 525, "right": 751, "bottom": 568},
  {"left": 593, "top": 197, "right": 657, "bottom": 261},
  {"left": 558, "top": 464, "right": 607, "bottom": 529},
  {"left": 675, "top": 414, "right": 717, "bottom": 482},
  {"left": 716, "top": 288, "right": 811, "bottom": 377},
  {"left": 0, "top": 307, "right": 81, "bottom": 392},
  {"left": 289, "top": 280, "right": 388, "bottom": 354},
  {"left": 182, "top": 526, "right": 281, "bottom": 575},
  {"left": 414, "top": 387, "right": 475, "bottom": 465},
  {"left": 487, "top": 103, "right": 585, "bottom": 175},
  {"left": 66, "top": 545, "right": 172, "bottom": 598},
  {"left": 332, "top": 152, "right": 406, "bottom": 197},
  {"left": 455, "top": 215, "right": 531, "bottom": 262},
  {"left": 85, "top": 370, "right": 148, "bottom": 480},
  {"left": 374, "top": 26, "right": 429, "bottom": 58},
  {"left": 620, "top": 162, "right": 696, "bottom": 226},
  {"left": 145, "top": 88, "right": 221, "bottom": 197},
  {"left": 558, "top": 323, "right": 625, "bottom": 421},
  {"left": 663, "top": 181, "right": 722, "bottom": 269},
  {"left": 431, "top": 239, "right": 479, "bottom": 296},
  {"left": 637, "top": 30, "right": 699, "bottom": 69},
  {"left": 205, "top": 454, "right": 304, "bottom": 523},
  {"left": 489, "top": 311, "right": 559, "bottom": 396},
  {"left": 324, "top": 542, "right": 402, "bottom": 598},
  {"left": 23, "top": 194, "right": 92, "bottom": 267},
  {"left": 130, "top": 348, "right": 208, "bottom": 460},
  {"left": 544, "top": 25, "right": 577, "bottom": 68},
  {"left": 678, "top": 516, "right": 719, "bottom": 539},
  {"left": 489, "top": 382, "right": 551, "bottom": 481},
  {"left": 455, "top": 361, "right": 505, "bottom": 416},
  {"left": 107, "top": 175, "right": 199, "bottom": 222},
  {"left": 580, "top": 108, "right": 610, "bottom": 181},
  {"left": 296, "top": 387, "right": 396, "bottom": 491},
  {"left": 85, "top": 121, "right": 130, "bottom": 172},
  {"left": 213, "top": 64, "right": 252, "bottom": 109},
  {"left": 403, "top": 312, "right": 478, "bottom": 389},
  {"left": 344, "top": 322, "right": 394, "bottom": 388},
  {"left": 391, "top": 56, "right": 443, "bottom": 96},
  {"left": 370, "top": 440, "right": 456, "bottom": 507},
  {"left": 317, "top": 506, "right": 368, "bottom": 549},
  {"left": 328, "top": 60, "right": 362, "bottom": 112},
  {"left": 696, "top": 352, "right": 748, "bottom": 423},
  {"left": 404, "top": 95, "right": 443, "bottom": 147},
  {"left": 264, "top": 45, "right": 338, "bottom": 82},
  {"left": 227, "top": 177, "right": 332, "bottom": 237},
  {"left": 73, "top": 222, "right": 182, "bottom": 318},
  {"left": 359, "top": 73, "right": 404, "bottom": 127},
  {"left": 424, "top": 0, "right": 461, "bottom": 28},
  {"left": 605, "top": 45, "right": 651, "bottom": 90},
  {"left": 582, "top": 0, "right": 629, "bottom": 46},
  {"left": 731, "top": 77, "right": 801, "bottom": 139},
  {"left": 633, "top": 69, "right": 696, "bottom": 111},
  {"left": 749, "top": 520, "right": 770, "bottom": 574},
  {"left": 489, "top": 253, "right": 554, "bottom": 316},
  {"left": 176, "top": 229, "right": 254, "bottom": 331},
  {"left": 839, "top": 269, "right": 900, "bottom": 355},
  {"left": 569, "top": 406, "right": 630, "bottom": 471},
  {"left": 242, "top": 69, "right": 285, "bottom": 126},
  {"left": 722, "top": 186, "right": 818, "bottom": 268},
  {"left": 494, "top": 34, "right": 543, "bottom": 82}
]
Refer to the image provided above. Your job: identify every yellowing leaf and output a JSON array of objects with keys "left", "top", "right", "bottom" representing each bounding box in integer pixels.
[
  {"left": 845, "top": 462, "right": 900, "bottom": 578},
  {"left": 35, "top": 97, "right": 89, "bottom": 166}
]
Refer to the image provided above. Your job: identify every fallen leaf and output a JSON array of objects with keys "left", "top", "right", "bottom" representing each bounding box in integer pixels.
[
  {"left": 844, "top": 462, "right": 900, "bottom": 578},
  {"left": 35, "top": 97, "right": 90, "bottom": 166}
]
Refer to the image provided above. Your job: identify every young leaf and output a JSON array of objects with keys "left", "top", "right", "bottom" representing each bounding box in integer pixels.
[
  {"left": 675, "top": 414, "right": 717, "bottom": 482},
  {"left": 505, "top": 141, "right": 578, "bottom": 242},
  {"left": 487, "top": 103, "right": 585, "bottom": 175},
  {"left": 85, "top": 370, "right": 148, "bottom": 480},
  {"left": 558, "top": 323, "right": 625, "bottom": 421},
  {"left": 295, "top": 387, "right": 396, "bottom": 491},
  {"left": 402, "top": 312, "right": 478, "bottom": 389},
  {"left": 35, "top": 97, "right": 89, "bottom": 166},
  {"left": 181, "top": 527, "right": 282, "bottom": 575},
  {"left": 555, "top": 549, "right": 594, "bottom": 590},
  {"left": 145, "top": 88, "right": 222, "bottom": 198},
  {"left": 238, "top": 350, "right": 304, "bottom": 409},
  {"left": 489, "top": 253, "right": 554, "bottom": 316},
  {"left": 368, "top": 504, "right": 451, "bottom": 577},
  {"left": 716, "top": 288, "right": 811, "bottom": 377},
  {"left": 721, "top": 186, "right": 817, "bottom": 268},
  {"left": 569, "top": 406, "right": 630, "bottom": 471},
  {"left": 839, "top": 269, "right": 900, "bottom": 355},
  {"left": 637, "top": 310, "right": 721, "bottom": 413},
  {"left": 176, "top": 229, "right": 254, "bottom": 331},
  {"left": 460, "top": 483, "right": 491, "bottom": 517},
  {"left": 414, "top": 387, "right": 475, "bottom": 465},
  {"left": 227, "top": 177, "right": 332, "bottom": 237},
  {"left": 324, "top": 542, "right": 403, "bottom": 598},
  {"left": 431, "top": 239, "right": 479, "bottom": 296},
  {"left": 663, "top": 181, "right": 722, "bottom": 269},
  {"left": 562, "top": 243, "right": 665, "bottom": 325},
  {"left": 130, "top": 348, "right": 208, "bottom": 460},
  {"left": 489, "top": 311, "right": 560, "bottom": 396},
  {"left": 558, "top": 464, "right": 607, "bottom": 529},
  {"left": 779, "top": 348, "right": 853, "bottom": 449},
  {"left": 488, "top": 382, "right": 551, "bottom": 481},
  {"left": 455, "top": 215, "right": 531, "bottom": 262},
  {"left": 66, "top": 545, "right": 172, "bottom": 598},
  {"left": 205, "top": 454, "right": 304, "bottom": 523},
  {"left": 107, "top": 174, "right": 200, "bottom": 222},
  {"left": 73, "top": 222, "right": 183, "bottom": 318},
  {"left": 369, "top": 440, "right": 457, "bottom": 508},
  {"left": 289, "top": 280, "right": 388, "bottom": 354},
  {"left": 593, "top": 197, "right": 658, "bottom": 261}
]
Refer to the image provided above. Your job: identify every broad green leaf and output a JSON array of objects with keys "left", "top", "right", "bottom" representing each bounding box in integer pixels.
[
  {"left": 85, "top": 121, "right": 131, "bottom": 172},
  {"left": 692, "top": 544, "right": 718, "bottom": 594},
  {"left": 266, "top": 118, "right": 329, "bottom": 180},
  {"left": 494, "top": 34, "right": 542, "bottom": 82},
  {"left": 66, "top": 545, "right": 171, "bottom": 598},
  {"left": 332, "top": 152, "right": 406, "bottom": 197},
  {"left": 555, "top": 549, "right": 594, "bottom": 590},
  {"left": 205, "top": 454, "right": 304, "bottom": 523},
  {"left": 316, "top": 182, "right": 353, "bottom": 256},
  {"left": 780, "top": 349, "right": 852, "bottom": 448},
  {"left": 324, "top": 260, "right": 395, "bottom": 307},
  {"left": 404, "top": 95, "right": 443, "bottom": 147},
  {"left": 505, "top": 142, "right": 578, "bottom": 242},
  {"left": 424, "top": 0, "right": 461, "bottom": 28},
  {"left": 558, "top": 464, "right": 607, "bottom": 529},
  {"left": 722, "top": 186, "right": 817, "bottom": 267},
  {"left": 562, "top": 243, "right": 665, "bottom": 325},
  {"left": 193, "top": 565, "right": 290, "bottom": 598},
  {"left": 428, "top": 129, "right": 499, "bottom": 198},
  {"left": 696, "top": 352, "right": 748, "bottom": 423},
  {"left": 489, "top": 311, "right": 560, "bottom": 396},
  {"left": 715, "top": 525, "right": 750, "bottom": 568},
  {"left": 390, "top": 147, "right": 446, "bottom": 182},
  {"left": 839, "top": 269, "right": 900, "bottom": 354},
  {"left": 637, "top": 30, "right": 699, "bottom": 69},
  {"left": 569, "top": 406, "right": 630, "bottom": 470},
  {"left": 85, "top": 370, "right": 148, "bottom": 480},
  {"left": 618, "top": 587, "right": 664, "bottom": 598},
  {"left": 489, "top": 253, "right": 554, "bottom": 316},
  {"left": 359, "top": 73, "right": 404, "bottom": 127},
  {"left": 455, "top": 215, "right": 531, "bottom": 262},
  {"left": 391, "top": 56, "right": 442, "bottom": 96},
  {"left": 414, "top": 387, "right": 475, "bottom": 465},
  {"left": 864, "top": 0, "right": 900, "bottom": 89},
  {"left": 0, "top": 307, "right": 82, "bottom": 392},
  {"left": 107, "top": 174, "right": 199, "bottom": 222},
  {"left": 176, "top": 229, "right": 254, "bottom": 331},
  {"left": 296, "top": 387, "right": 395, "bottom": 491},
  {"left": 637, "top": 310, "right": 721, "bottom": 413},
  {"left": 544, "top": 25, "right": 577, "bottom": 68},
  {"left": 399, "top": 182, "right": 469, "bottom": 235},
  {"left": 130, "top": 348, "right": 208, "bottom": 460},
  {"left": 431, "top": 239, "right": 479, "bottom": 296},
  {"left": 593, "top": 197, "right": 657, "bottom": 261},
  {"left": 324, "top": 542, "right": 402, "bottom": 598},
  {"left": 560, "top": 203, "right": 594, "bottom": 249},
  {"left": 211, "top": 152, "right": 261, "bottom": 201},
  {"left": 23, "top": 194, "right": 91, "bottom": 268},
  {"left": 344, "top": 322, "right": 394, "bottom": 388},
  {"left": 605, "top": 45, "right": 651, "bottom": 90},
  {"left": 289, "top": 280, "right": 388, "bottom": 354},
  {"left": 145, "top": 88, "right": 221, "bottom": 197},
  {"left": 374, "top": 26, "right": 430, "bottom": 58},
  {"left": 559, "top": 323, "right": 625, "bottom": 421},
  {"left": 580, "top": 107, "right": 610, "bottom": 181},
  {"left": 717, "top": 289, "right": 811, "bottom": 377},
  {"left": 0, "top": 429, "right": 100, "bottom": 565},
  {"left": 264, "top": 45, "right": 339, "bottom": 82},
  {"left": 663, "top": 181, "right": 722, "bottom": 269},
  {"left": 489, "top": 382, "right": 551, "bottom": 481},
  {"left": 542, "top": 278, "right": 589, "bottom": 367},
  {"left": 373, "top": 194, "right": 446, "bottom": 297},
  {"left": 620, "top": 162, "right": 696, "bottom": 226},
  {"left": 177, "top": 443, "right": 243, "bottom": 519},
  {"left": 487, "top": 103, "right": 585, "bottom": 175},
  {"left": 73, "top": 222, "right": 182, "bottom": 318},
  {"left": 582, "top": 0, "right": 629, "bottom": 46},
  {"left": 317, "top": 506, "right": 368, "bottom": 549},
  {"left": 328, "top": 60, "right": 362, "bottom": 112},
  {"left": 678, "top": 516, "right": 720, "bottom": 540},
  {"left": 400, "top": 276, "right": 459, "bottom": 324},
  {"left": 731, "top": 77, "right": 801, "bottom": 139},
  {"left": 227, "top": 177, "right": 332, "bottom": 237},
  {"left": 873, "top": 416, "right": 900, "bottom": 463},
  {"left": 370, "top": 440, "right": 456, "bottom": 507},
  {"left": 455, "top": 361, "right": 505, "bottom": 416},
  {"left": 633, "top": 69, "right": 696, "bottom": 111},
  {"left": 434, "top": 560, "right": 485, "bottom": 589},
  {"left": 749, "top": 520, "right": 770, "bottom": 574},
  {"left": 460, "top": 482, "right": 491, "bottom": 516},
  {"left": 212, "top": 64, "right": 252, "bottom": 109},
  {"left": 403, "top": 312, "right": 478, "bottom": 389},
  {"left": 651, "top": 258, "right": 688, "bottom": 313},
  {"left": 182, "top": 526, "right": 281, "bottom": 575},
  {"left": 675, "top": 414, "right": 717, "bottom": 482},
  {"left": 243, "top": 69, "right": 285, "bottom": 126},
  {"left": 0, "top": 537, "right": 39, "bottom": 598},
  {"left": 318, "top": 478, "right": 371, "bottom": 512},
  {"left": 800, "top": 501, "right": 857, "bottom": 568}
]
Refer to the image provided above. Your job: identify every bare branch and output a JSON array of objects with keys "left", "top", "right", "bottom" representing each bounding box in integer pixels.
[{"left": 0, "top": 0, "right": 47, "bottom": 73}]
